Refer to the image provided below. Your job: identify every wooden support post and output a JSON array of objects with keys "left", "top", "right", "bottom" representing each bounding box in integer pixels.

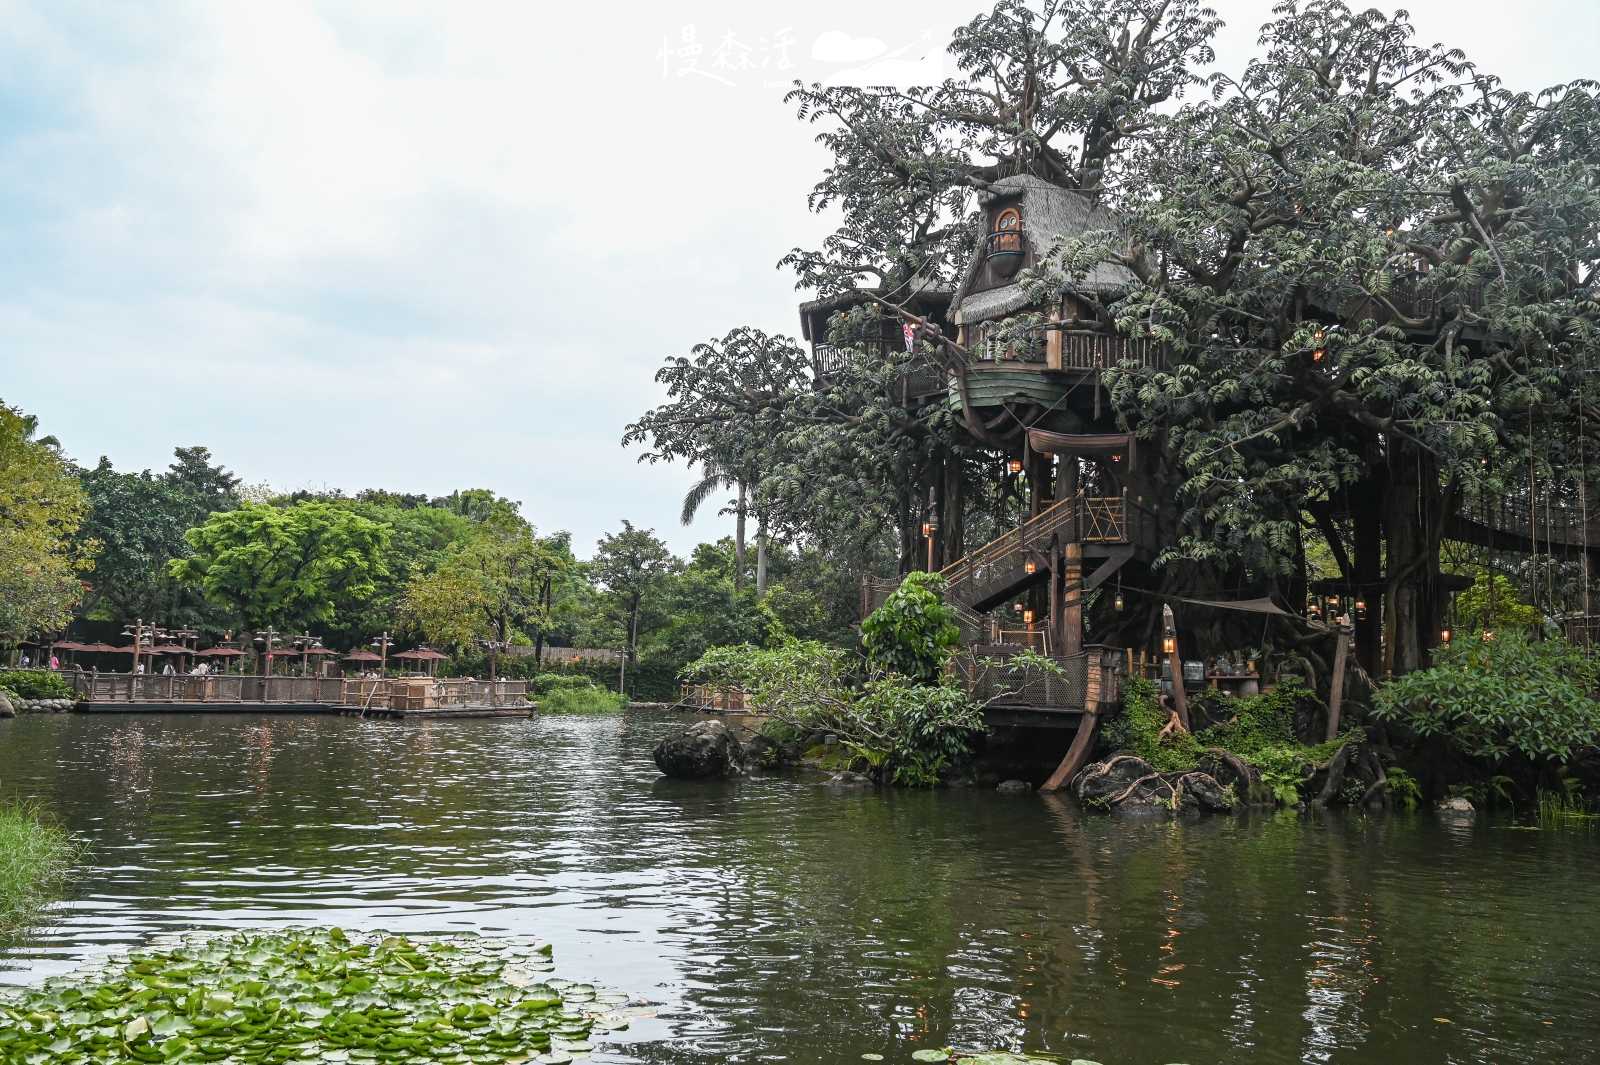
[
  {"left": 1326, "top": 619, "right": 1353, "bottom": 742},
  {"left": 1162, "top": 603, "right": 1189, "bottom": 731},
  {"left": 1041, "top": 709, "right": 1099, "bottom": 791},
  {"left": 1045, "top": 300, "right": 1062, "bottom": 370},
  {"left": 1062, "top": 542, "right": 1083, "bottom": 656},
  {"left": 1049, "top": 540, "right": 1062, "bottom": 656}
]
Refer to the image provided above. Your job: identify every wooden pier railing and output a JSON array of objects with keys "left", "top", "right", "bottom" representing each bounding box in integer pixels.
[{"left": 67, "top": 673, "right": 528, "bottom": 710}]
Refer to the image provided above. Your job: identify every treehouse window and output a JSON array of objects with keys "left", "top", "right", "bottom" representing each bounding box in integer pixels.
[{"left": 993, "top": 208, "right": 1022, "bottom": 252}]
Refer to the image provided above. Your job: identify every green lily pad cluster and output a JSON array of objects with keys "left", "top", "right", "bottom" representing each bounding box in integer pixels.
[{"left": 0, "top": 926, "right": 641, "bottom": 1065}]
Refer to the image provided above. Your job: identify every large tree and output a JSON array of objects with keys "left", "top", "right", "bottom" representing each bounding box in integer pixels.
[
  {"left": 400, "top": 512, "right": 568, "bottom": 679},
  {"left": 591, "top": 522, "right": 676, "bottom": 695},
  {"left": 169, "top": 501, "right": 390, "bottom": 632},
  {"left": 76, "top": 447, "right": 240, "bottom": 631},
  {"left": 1019, "top": 0, "right": 1600, "bottom": 672},
  {"left": 0, "top": 402, "right": 91, "bottom": 643}
]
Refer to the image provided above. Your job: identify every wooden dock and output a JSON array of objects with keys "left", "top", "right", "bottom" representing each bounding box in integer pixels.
[{"left": 59, "top": 675, "right": 534, "bottom": 720}]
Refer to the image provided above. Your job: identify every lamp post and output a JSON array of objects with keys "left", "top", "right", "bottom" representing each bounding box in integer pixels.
[
  {"left": 251, "top": 627, "right": 281, "bottom": 676},
  {"left": 369, "top": 632, "right": 396, "bottom": 678},
  {"left": 292, "top": 633, "right": 324, "bottom": 676},
  {"left": 121, "top": 619, "right": 168, "bottom": 676}
]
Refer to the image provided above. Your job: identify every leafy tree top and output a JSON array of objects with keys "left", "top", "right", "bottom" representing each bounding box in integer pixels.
[{"left": 861, "top": 571, "right": 962, "bottom": 684}]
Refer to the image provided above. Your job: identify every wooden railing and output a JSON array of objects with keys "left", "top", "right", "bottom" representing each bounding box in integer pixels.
[
  {"left": 941, "top": 491, "right": 1158, "bottom": 591},
  {"left": 958, "top": 652, "right": 1089, "bottom": 710},
  {"left": 72, "top": 674, "right": 346, "bottom": 703},
  {"left": 679, "top": 685, "right": 750, "bottom": 711},
  {"left": 342, "top": 679, "right": 528, "bottom": 709},
  {"left": 973, "top": 330, "right": 1159, "bottom": 370}
]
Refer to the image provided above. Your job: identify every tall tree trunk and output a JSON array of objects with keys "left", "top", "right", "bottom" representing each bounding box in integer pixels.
[
  {"left": 735, "top": 481, "right": 747, "bottom": 591},
  {"left": 756, "top": 519, "right": 768, "bottom": 599},
  {"left": 1351, "top": 479, "right": 1384, "bottom": 679},
  {"left": 942, "top": 457, "right": 964, "bottom": 566}
]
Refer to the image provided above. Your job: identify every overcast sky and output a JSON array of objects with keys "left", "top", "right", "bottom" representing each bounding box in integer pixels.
[{"left": 1, "top": 0, "right": 1594, "bottom": 555}]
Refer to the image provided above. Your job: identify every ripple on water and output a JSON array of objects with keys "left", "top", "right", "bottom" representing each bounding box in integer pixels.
[{"left": 0, "top": 711, "right": 1595, "bottom": 1065}]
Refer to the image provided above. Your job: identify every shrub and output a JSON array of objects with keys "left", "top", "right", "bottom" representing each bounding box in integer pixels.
[
  {"left": 538, "top": 684, "right": 626, "bottom": 714},
  {"left": 1100, "top": 676, "right": 1200, "bottom": 772},
  {"left": 860, "top": 572, "right": 960, "bottom": 684},
  {"left": 1372, "top": 633, "right": 1600, "bottom": 763},
  {"left": 687, "top": 639, "right": 987, "bottom": 785},
  {"left": 0, "top": 671, "right": 73, "bottom": 700}
]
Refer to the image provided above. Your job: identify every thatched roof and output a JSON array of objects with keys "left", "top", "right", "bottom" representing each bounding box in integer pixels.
[
  {"left": 952, "top": 175, "right": 1136, "bottom": 324},
  {"left": 798, "top": 280, "right": 953, "bottom": 341}
]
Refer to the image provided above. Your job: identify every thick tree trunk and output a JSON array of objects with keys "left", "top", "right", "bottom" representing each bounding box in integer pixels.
[
  {"left": 942, "top": 458, "right": 965, "bottom": 567},
  {"left": 1351, "top": 480, "right": 1384, "bottom": 679}
]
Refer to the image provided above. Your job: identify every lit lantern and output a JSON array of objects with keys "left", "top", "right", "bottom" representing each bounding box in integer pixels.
[
  {"left": 1355, "top": 599, "right": 1367, "bottom": 621},
  {"left": 1441, "top": 627, "right": 1452, "bottom": 644},
  {"left": 1313, "top": 348, "right": 1326, "bottom": 361},
  {"left": 1482, "top": 630, "right": 1495, "bottom": 642},
  {"left": 1315, "top": 329, "right": 1325, "bottom": 340},
  {"left": 922, "top": 522, "right": 932, "bottom": 537},
  {"left": 1008, "top": 458, "right": 1023, "bottom": 474},
  {"left": 1110, "top": 453, "right": 1123, "bottom": 463},
  {"left": 1023, "top": 609, "right": 1035, "bottom": 625},
  {"left": 1115, "top": 592, "right": 1125, "bottom": 611},
  {"left": 1163, "top": 636, "right": 1177, "bottom": 655},
  {"left": 1024, "top": 559, "right": 1037, "bottom": 574}
]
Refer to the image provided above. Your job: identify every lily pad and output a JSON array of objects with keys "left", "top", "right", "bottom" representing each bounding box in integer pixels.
[
  {"left": 913, "top": 1051, "right": 950, "bottom": 1062},
  {"left": 0, "top": 927, "right": 616, "bottom": 1065}
]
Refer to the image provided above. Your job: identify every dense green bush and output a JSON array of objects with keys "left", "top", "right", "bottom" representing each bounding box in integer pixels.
[
  {"left": 0, "top": 671, "right": 73, "bottom": 700},
  {"left": 859, "top": 572, "right": 960, "bottom": 684},
  {"left": 1373, "top": 634, "right": 1600, "bottom": 763},
  {"left": 526, "top": 672, "right": 626, "bottom": 713},
  {"left": 687, "top": 639, "right": 987, "bottom": 786}
]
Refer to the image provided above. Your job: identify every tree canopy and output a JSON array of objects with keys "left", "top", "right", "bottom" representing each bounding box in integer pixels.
[
  {"left": 0, "top": 402, "right": 91, "bottom": 641},
  {"left": 170, "top": 501, "right": 391, "bottom": 632}
]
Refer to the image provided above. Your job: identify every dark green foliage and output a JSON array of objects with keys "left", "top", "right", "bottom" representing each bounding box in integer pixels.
[
  {"left": 0, "top": 671, "right": 73, "bottom": 700},
  {"left": 688, "top": 640, "right": 987, "bottom": 786},
  {"left": 1101, "top": 676, "right": 1352, "bottom": 804},
  {"left": 1100, "top": 676, "right": 1199, "bottom": 772},
  {"left": 1373, "top": 634, "right": 1600, "bottom": 763},
  {"left": 860, "top": 572, "right": 961, "bottom": 684},
  {"left": 75, "top": 447, "right": 240, "bottom": 631}
]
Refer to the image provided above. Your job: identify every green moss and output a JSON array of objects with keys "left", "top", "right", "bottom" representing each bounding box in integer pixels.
[
  {"left": 1100, "top": 676, "right": 1359, "bottom": 806},
  {"left": 1100, "top": 677, "right": 1200, "bottom": 772}
]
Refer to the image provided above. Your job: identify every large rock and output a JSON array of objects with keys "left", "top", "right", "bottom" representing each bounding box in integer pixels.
[
  {"left": 0, "top": 690, "right": 13, "bottom": 718},
  {"left": 653, "top": 720, "right": 744, "bottom": 779}
]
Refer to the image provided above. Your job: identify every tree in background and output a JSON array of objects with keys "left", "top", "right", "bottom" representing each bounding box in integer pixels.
[
  {"left": 169, "top": 502, "right": 390, "bottom": 632},
  {"left": 400, "top": 513, "right": 568, "bottom": 679},
  {"left": 75, "top": 447, "right": 240, "bottom": 632},
  {"left": 592, "top": 522, "right": 675, "bottom": 696},
  {"left": 0, "top": 402, "right": 92, "bottom": 643},
  {"left": 624, "top": 328, "right": 809, "bottom": 597}
]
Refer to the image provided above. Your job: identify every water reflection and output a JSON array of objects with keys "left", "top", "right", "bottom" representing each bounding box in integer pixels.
[{"left": 0, "top": 712, "right": 1594, "bottom": 1065}]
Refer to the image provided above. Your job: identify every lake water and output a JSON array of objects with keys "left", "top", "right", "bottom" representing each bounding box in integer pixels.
[{"left": 0, "top": 711, "right": 1595, "bottom": 1065}]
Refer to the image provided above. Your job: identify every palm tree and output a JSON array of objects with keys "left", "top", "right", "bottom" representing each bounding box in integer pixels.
[{"left": 681, "top": 461, "right": 749, "bottom": 592}]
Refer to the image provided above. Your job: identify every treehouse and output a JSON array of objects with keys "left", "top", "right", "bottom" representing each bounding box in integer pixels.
[{"left": 798, "top": 283, "right": 953, "bottom": 409}]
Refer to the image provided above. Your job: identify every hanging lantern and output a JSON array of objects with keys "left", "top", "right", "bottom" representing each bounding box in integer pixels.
[
  {"left": 1007, "top": 458, "right": 1023, "bottom": 474},
  {"left": 1313, "top": 348, "right": 1326, "bottom": 362},
  {"left": 1115, "top": 592, "right": 1125, "bottom": 611},
  {"left": 1024, "top": 559, "right": 1037, "bottom": 575},
  {"left": 1023, "top": 609, "right": 1035, "bottom": 625},
  {"left": 1441, "top": 627, "right": 1452, "bottom": 644},
  {"left": 1163, "top": 636, "right": 1177, "bottom": 655},
  {"left": 1315, "top": 329, "right": 1325, "bottom": 340},
  {"left": 922, "top": 522, "right": 932, "bottom": 537}
]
